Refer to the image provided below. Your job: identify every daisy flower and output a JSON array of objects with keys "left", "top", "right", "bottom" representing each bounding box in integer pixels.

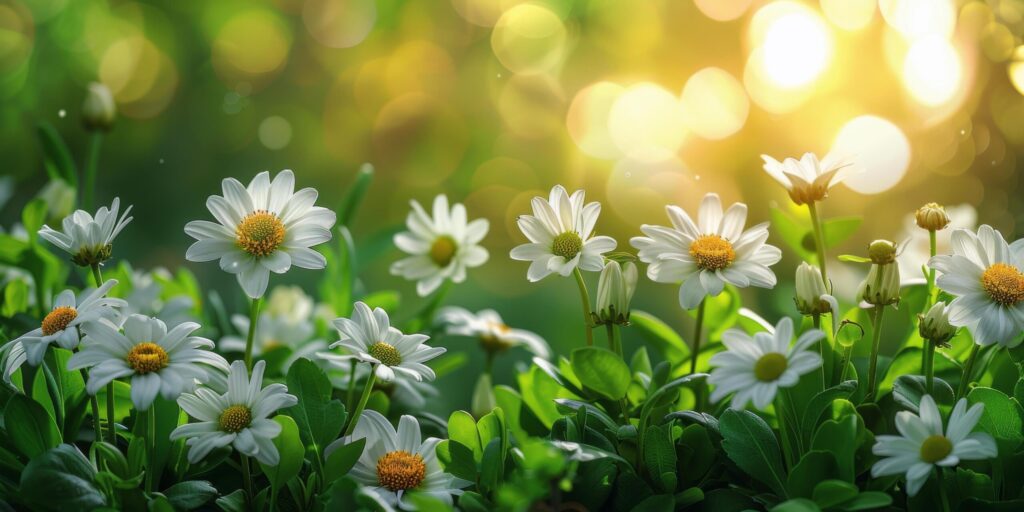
[
  {"left": 435, "top": 306, "right": 550, "bottom": 359},
  {"left": 171, "top": 360, "right": 298, "bottom": 465},
  {"left": 631, "top": 193, "right": 782, "bottom": 310},
  {"left": 12, "top": 279, "right": 125, "bottom": 368},
  {"left": 338, "top": 410, "right": 465, "bottom": 509},
  {"left": 391, "top": 194, "right": 490, "bottom": 296},
  {"left": 760, "top": 152, "right": 854, "bottom": 205},
  {"left": 510, "top": 185, "right": 616, "bottom": 282},
  {"left": 68, "top": 314, "right": 230, "bottom": 410},
  {"left": 184, "top": 170, "right": 336, "bottom": 299},
  {"left": 327, "top": 301, "right": 445, "bottom": 382},
  {"left": 220, "top": 288, "right": 326, "bottom": 372},
  {"left": 929, "top": 225, "right": 1024, "bottom": 346},
  {"left": 708, "top": 317, "right": 823, "bottom": 410},
  {"left": 38, "top": 197, "right": 133, "bottom": 267},
  {"left": 871, "top": 395, "right": 997, "bottom": 496}
]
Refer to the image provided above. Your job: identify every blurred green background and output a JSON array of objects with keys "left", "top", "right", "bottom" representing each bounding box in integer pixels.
[{"left": 2, "top": 0, "right": 1024, "bottom": 413}]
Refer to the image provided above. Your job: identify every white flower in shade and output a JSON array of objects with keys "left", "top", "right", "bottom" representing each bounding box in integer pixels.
[
  {"left": 391, "top": 195, "right": 490, "bottom": 297},
  {"left": 337, "top": 410, "right": 465, "bottom": 509},
  {"left": 220, "top": 295, "right": 326, "bottom": 373},
  {"left": 263, "top": 285, "right": 314, "bottom": 323},
  {"left": 11, "top": 280, "right": 125, "bottom": 368},
  {"left": 39, "top": 198, "right": 133, "bottom": 266},
  {"left": 171, "top": 360, "right": 298, "bottom": 465},
  {"left": 435, "top": 307, "right": 550, "bottom": 359},
  {"left": 122, "top": 267, "right": 197, "bottom": 328},
  {"left": 510, "top": 185, "right": 616, "bottom": 282},
  {"left": 871, "top": 395, "right": 997, "bottom": 497},
  {"left": 760, "top": 152, "right": 854, "bottom": 205},
  {"left": 321, "top": 359, "right": 439, "bottom": 410},
  {"left": 708, "top": 317, "right": 823, "bottom": 410},
  {"left": 631, "top": 193, "right": 781, "bottom": 310},
  {"left": 184, "top": 170, "right": 336, "bottom": 299},
  {"left": 68, "top": 314, "right": 230, "bottom": 410},
  {"left": 327, "top": 302, "right": 445, "bottom": 382},
  {"left": 928, "top": 225, "right": 1024, "bottom": 347}
]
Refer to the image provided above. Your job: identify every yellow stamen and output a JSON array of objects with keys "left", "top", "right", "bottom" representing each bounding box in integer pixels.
[
  {"left": 236, "top": 210, "right": 285, "bottom": 257},
  {"left": 42, "top": 306, "right": 77, "bottom": 336},
  {"left": 219, "top": 405, "right": 252, "bottom": 433},
  {"left": 919, "top": 434, "right": 952, "bottom": 463},
  {"left": 552, "top": 231, "right": 583, "bottom": 260},
  {"left": 126, "top": 342, "right": 169, "bottom": 374},
  {"left": 369, "top": 342, "right": 402, "bottom": 366},
  {"left": 429, "top": 236, "right": 457, "bottom": 267},
  {"left": 690, "top": 235, "right": 736, "bottom": 271},
  {"left": 376, "top": 450, "right": 426, "bottom": 491},
  {"left": 981, "top": 263, "right": 1024, "bottom": 306},
  {"left": 754, "top": 353, "right": 788, "bottom": 382}
]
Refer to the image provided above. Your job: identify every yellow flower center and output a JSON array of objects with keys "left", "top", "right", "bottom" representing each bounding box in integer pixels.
[
  {"left": 429, "top": 236, "right": 457, "bottom": 267},
  {"left": 126, "top": 342, "right": 169, "bottom": 374},
  {"left": 690, "top": 235, "right": 736, "bottom": 271},
  {"left": 41, "top": 306, "right": 78, "bottom": 336},
  {"left": 369, "top": 342, "right": 402, "bottom": 366},
  {"left": 919, "top": 434, "right": 952, "bottom": 463},
  {"left": 552, "top": 231, "right": 583, "bottom": 260},
  {"left": 480, "top": 322, "right": 513, "bottom": 353},
  {"left": 218, "top": 405, "right": 252, "bottom": 433},
  {"left": 753, "top": 353, "right": 788, "bottom": 382},
  {"left": 236, "top": 210, "right": 285, "bottom": 257},
  {"left": 376, "top": 450, "right": 426, "bottom": 491},
  {"left": 981, "top": 263, "right": 1024, "bottom": 306}
]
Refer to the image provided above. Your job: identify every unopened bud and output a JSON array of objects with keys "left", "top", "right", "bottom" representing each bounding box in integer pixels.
[
  {"left": 595, "top": 260, "right": 637, "bottom": 326},
  {"left": 82, "top": 82, "right": 116, "bottom": 132},
  {"left": 858, "top": 263, "right": 900, "bottom": 306},
  {"left": 794, "top": 262, "right": 831, "bottom": 315},
  {"left": 915, "top": 203, "right": 950, "bottom": 232},
  {"left": 867, "top": 239, "right": 898, "bottom": 265},
  {"left": 919, "top": 302, "right": 956, "bottom": 347}
]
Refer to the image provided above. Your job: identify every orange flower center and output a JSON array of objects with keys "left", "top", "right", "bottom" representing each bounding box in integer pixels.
[
  {"left": 981, "top": 263, "right": 1024, "bottom": 306},
  {"left": 376, "top": 450, "right": 426, "bottom": 491},
  {"left": 126, "top": 342, "right": 169, "bottom": 374},
  {"left": 41, "top": 306, "right": 78, "bottom": 336},
  {"left": 236, "top": 210, "right": 285, "bottom": 257},
  {"left": 690, "top": 235, "right": 736, "bottom": 271}
]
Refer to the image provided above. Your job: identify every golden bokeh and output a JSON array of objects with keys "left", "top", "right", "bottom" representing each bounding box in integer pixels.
[
  {"left": 607, "top": 82, "right": 686, "bottom": 163},
  {"left": 679, "top": 67, "right": 749, "bottom": 141},
  {"left": 832, "top": 115, "right": 911, "bottom": 194},
  {"left": 490, "top": 3, "right": 566, "bottom": 75},
  {"left": 211, "top": 9, "right": 291, "bottom": 86}
]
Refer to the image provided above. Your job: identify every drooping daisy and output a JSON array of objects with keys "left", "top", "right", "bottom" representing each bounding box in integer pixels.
[
  {"left": 38, "top": 198, "right": 133, "bottom": 267},
  {"left": 760, "top": 152, "right": 854, "bottom": 205},
  {"left": 435, "top": 307, "right": 550, "bottom": 359},
  {"left": 184, "top": 170, "right": 336, "bottom": 299},
  {"left": 631, "top": 193, "right": 781, "bottom": 310},
  {"left": 929, "top": 225, "right": 1024, "bottom": 347},
  {"left": 871, "top": 395, "right": 997, "bottom": 496},
  {"left": 68, "top": 314, "right": 230, "bottom": 410},
  {"left": 510, "top": 185, "right": 616, "bottom": 282},
  {"left": 708, "top": 317, "right": 823, "bottom": 410},
  {"left": 338, "top": 410, "right": 465, "bottom": 509},
  {"left": 12, "top": 279, "right": 125, "bottom": 368},
  {"left": 327, "top": 302, "right": 444, "bottom": 382},
  {"left": 220, "top": 286, "right": 326, "bottom": 372},
  {"left": 171, "top": 360, "right": 298, "bottom": 465},
  {"left": 391, "top": 194, "right": 490, "bottom": 296}
]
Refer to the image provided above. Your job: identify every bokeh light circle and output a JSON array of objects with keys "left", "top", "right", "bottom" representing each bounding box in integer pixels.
[
  {"left": 259, "top": 116, "right": 292, "bottom": 150},
  {"left": 566, "top": 81, "right": 625, "bottom": 160},
  {"left": 831, "top": 115, "right": 911, "bottom": 194},
  {"left": 491, "top": 4, "right": 566, "bottom": 75},
  {"left": 608, "top": 82, "right": 686, "bottom": 163},
  {"left": 693, "top": 0, "right": 754, "bottom": 22},
  {"left": 902, "top": 35, "right": 962, "bottom": 107},
  {"left": 820, "top": 0, "right": 875, "bottom": 31},
  {"left": 302, "top": 0, "right": 376, "bottom": 49},
  {"left": 99, "top": 35, "right": 178, "bottom": 118},
  {"left": 679, "top": 68, "right": 749, "bottom": 140},
  {"left": 759, "top": 7, "right": 832, "bottom": 87},
  {"left": 212, "top": 9, "right": 291, "bottom": 85},
  {"left": 879, "top": 0, "right": 955, "bottom": 41}
]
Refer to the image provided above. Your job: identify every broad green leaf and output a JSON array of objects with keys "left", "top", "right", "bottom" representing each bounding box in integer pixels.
[
  {"left": 324, "top": 437, "right": 366, "bottom": 485},
  {"left": 5, "top": 394, "right": 61, "bottom": 458},
  {"left": 811, "top": 415, "right": 857, "bottom": 482},
  {"left": 435, "top": 440, "right": 478, "bottom": 481},
  {"left": 967, "top": 386, "right": 1024, "bottom": 453},
  {"left": 284, "top": 359, "right": 346, "bottom": 457},
  {"left": 22, "top": 198, "right": 47, "bottom": 246},
  {"left": 20, "top": 444, "right": 105, "bottom": 511},
  {"left": 448, "top": 410, "right": 483, "bottom": 459},
  {"left": 478, "top": 438, "right": 503, "bottom": 492},
  {"left": 631, "top": 311, "right": 688, "bottom": 364},
  {"left": 787, "top": 451, "right": 839, "bottom": 498},
  {"left": 770, "top": 206, "right": 813, "bottom": 260},
  {"left": 892, "top": 375, "right": 955, "bottom": 412},
  {"left": 799, "top": 380, "right": 857, "bottom": 446},
  {"left": 841, "top": 492, "right": 893, "bottom": 510},
  {"left": 719, "top": 409, "right": 787, "bottom": 497},
  {"left": 1, "top": 279, "right": 29, "bottom": 317},
  {"left": 770, "top": 498, "right": 821, "bottom": 512},
  {"left": 822, "top": 217, "right": 862, "bottom": 248},
  {"left": 811, "top": 479, "right": 858, "bottom": 509},
  {"left": 163, "top": 480, "right": 218, "bottom": 510},
  {"left": 215, "top": 489, "right": 246, "bottom": 512},
  {"left": 642, "top": 423, "right": 677, "bottom": 493},
  {"left": 571, "top": 346, "right": 631, "bottom": 400},
  {"left": 258, "top": 416, "right": 304, "bottom": 492}
]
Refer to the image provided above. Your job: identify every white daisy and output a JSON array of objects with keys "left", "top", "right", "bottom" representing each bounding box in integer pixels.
[
  {"left": 337, "top": 410, "right": 464, "bottom": 509},
  {"left": 391, "top": 195, "right": 490, "bottom": 296},
  {"left": 220, "top": 305, "right": 326, "bottom": 373},
  {"left": 38, "top": 197, "right": 133, "bottom": 266},
  {"left": 122, "top": 267, "right": 197, "bottom": 328},
  {"left": 327, "top": 301, "right": 445, "bottom": 382},
  {"left": 435, "top": 306, "right": 550, "bottom": 359},
  {"left": 510, "top": 185, "right": 616, "bottom": 282},
  {"left": 928, "top": 225, "right": 1024, "bottom": 347},
  {"left": 68, "top": 314, "right": 230, "bottom": 410},
  {"left": 871, "top": 395, "right": 997, "bottom": 496},
  {"left": 760, "top": 152, "right": 855, "bottom": 205},
  {"left": 171, "top": 360, "right": 298, "bottom": 465},
  {"left": 11, "top": 279, "right": 125, "bottom": 368},
  {"left": 708, "top": 317, "right": 823, "bottom": 410},
  {"left": 184, "top": 170, "right": 336, "bottom": 299},
  {"left": 631, "top": 193, "right": 782, "bottom": 310}
]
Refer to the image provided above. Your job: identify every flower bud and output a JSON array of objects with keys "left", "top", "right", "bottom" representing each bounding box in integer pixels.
[
  {"left": 919, "top": 302, "right": 956, "bottom": 347},
  {"left": 867, "top": 239, "right": 898, "bottom": 265},
  {"left": 82, "top": 82, "right": 116, "bottom": 132},
  {"left": 858, "top": 263, "right": 901, "bottom": 307},
  {"left": 595, "top": 260, "right": 637, "bottom": 325},
  {"left": 794, "top": 262, "right": 831, "bottom": 315},
  {"left": 915, "top": 203, "right": 950, "bottom": 231}
]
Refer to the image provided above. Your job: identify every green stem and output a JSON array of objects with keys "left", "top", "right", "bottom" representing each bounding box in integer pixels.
[
  {"left": 866, "top": 306, "right": 886, "bottom": 401},
  {"left": 690, "top": 299, "right": 706, "bottom": 375},
  {"left": 343, "top": 365, "right": 378, "bottom": 437},
  {"left": 243, "top": 298, "right": 261, "bottom": 371},
  {"left": 928, "top": 229, "right": 938, "bottom": 301},
  {"left": 605, "top": 323, "right": 624, "bottom": 359},
  {"left": 346, "top": 359, "right": 357, "bottom": 411},
  {"left": 924, "top": 342, "right": 936, "bottom": 395},
  {"left": 807, "top": 201, "right": 829, "bottom": 291},
  {"left": 78, "top": 367, "right": 102, "bottom": 442},
  {"left": 572, "top": 268, "right": 594, "bottom": 346},
  {"left": 956, "top": 343, "right": 981, "bottom": 400},
  {"left": 83, "top": 133, "right": 103, "bottom": 211},
  {"left": 106, "top": 382, "right": 116, "bottom": 443},
  {"left": 240, "top": 454, "right": 254, "bottom": 506},
  {"left": 90, "top": 263, "right": 103, "bottom": 288},
  {"left": 937, "top": 467, "right": 951, "bottom": 512},
  {"left": 484, "top": 351, "right": 495, "bottom": 375},
  {"left": 145, "top": 406, "right": 155, "bottom": 492},
  {"left": 812, "top": 313, "right": 825, "bottom": 390}
]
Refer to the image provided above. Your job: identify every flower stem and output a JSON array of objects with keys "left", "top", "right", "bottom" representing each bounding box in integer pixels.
[
  {"left": 956, "top": 343, "right": 981, "bottom": 400},
  {"left": 812, "top": 313, "right": 825, "bottom": 389},
  {"left": 807, "top": 201, "right": 829, "bottom": 291},
  {"left": 82, "top": 133, "right": 103, "bottom": 211},
  {"left": 937, "top": 467, "right": 951, "bottom": 512},
  {"left": 690, "top": 299, "right": 707, "bottom": 375},
  {"left": 605, "top": 323, "right": 623, "bottom": 359},
  {"left": 106, "top": 382, "right": 116, "bottom": 443},
  {"left": 923, "top": 342, "right": 936, "bottom": 395},
  {"left": 243, "top": 298, "right": 261, "bottom": 371},
  {"left": 345, "top": 359, "right": 357, "bottom": 410},
  {"left": 928, "top": 229, "right": 938, "bottom": 302},
  {"left": 866, "top": 306, "right": 886, "bottom": 401},
  {"left": 343, "top": 365, "right": 377, "bottom": 437},
  {"left": 572, "top": 268, "right": 594, "bottom": 346},
  {"left": 77, "top": 366, "right": 103, "bottom": 442},
  {"left": 145, "top": 406, "right": 156, "bottom": 492},
  {"left": 240, "top": 454, "right": 254, "bottom": 506},
  {"left": 90, "top": 263, "right": 103, "bottom": 288}
]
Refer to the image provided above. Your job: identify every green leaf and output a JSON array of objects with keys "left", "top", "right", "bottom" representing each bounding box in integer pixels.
[
  {"left": 323, "top": 437, "right": 365, "bottom": 485},
  {"left": 811, "top": 479, "right": 858, "bottom": 509},
  {"left": 822, "top": 217, "right": 862, "bottom": 249},
  {"left": 810, "top": 415, "right": 857, "bottom": 482},
  {"left": 800, "top": 380, "right": 857, "bottom": 446},
  {"left": 841, "top": 492, "right": 893, "bottom": 510},
  {"left": 284, "top": 359, "right": 346, "bottom": 458},
  {"left": 1, "top": 279, "right": 29, "bottom": 317},
  {"left": 787, "top": 451, "right": 839, "bottom": 498},
  {"left": 337, "top": 163, "right": 374, "bottom": 226},
  {"left": 838, "top": 254, "right": 872, "bottom": 263},
  {"left": 162, "top": 480, "right": 218, "bottom": 510},
  {"left": 20, "top": 444, "right": 105, "bottom": 511},
  {"left": 21, "top": 198, "right": 47, "bottom": 246},
  {"left": 478, "top": 438, "right": 503, "bottom": 492},
  {"left": 436, "top": 440, "right": 478, "bottom": 481},
  {"left": 770, "top": 498, "right": 821, "bottom": 512},
  {"left": 719, "top": 409, "right": 787, "bottom": 497},
  {"left": 36, "top": 123, "right": 78, "bottom": 186},
  {"left": 631, "top": 311, "right": 688, "bottom": 364},
  {"left": 215, "top": 489, "right": 246, "bottom": 512},
  {"left": 448, "top": 410, "right": 483, "bottom": 460},
  {"left": 967, "top": 386, "right": 1024, "bottom": 453},
  {"left": 571, "top": 347, "right": 631, "bottom": 400},
  {"left": 631, "top": 494, "right": 674, "bottom": 512},
  {"left": 4, "top": 393, "right": 61, "bottom": 458},
  {"left": 892, "top": 375, "right": 955, "bottom": 413},
  {"left": 642, "top": 423, "right": 677, "bottom": 493},
  {"left": 770, "top": 206, "right": 812, "bottom": 260},
  {"left": 258, "top": 416, "right": 304, "bottom": 492}
]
